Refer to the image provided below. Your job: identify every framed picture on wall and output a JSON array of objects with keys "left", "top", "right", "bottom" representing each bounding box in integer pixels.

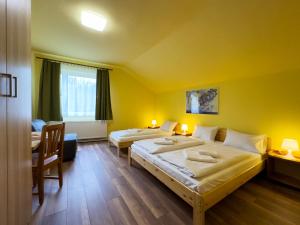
[{"left": 186, "top": 88, "right": 219, "bottom": 114}]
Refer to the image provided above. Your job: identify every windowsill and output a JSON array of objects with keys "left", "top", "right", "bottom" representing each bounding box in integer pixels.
[{"left": 63, "top": 117, "right": 96, "bottom": 122}]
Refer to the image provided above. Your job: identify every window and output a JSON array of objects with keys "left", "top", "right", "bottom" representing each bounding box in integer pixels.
[{"left": 60, "top": 63, "right": 97, "bottom": 121}]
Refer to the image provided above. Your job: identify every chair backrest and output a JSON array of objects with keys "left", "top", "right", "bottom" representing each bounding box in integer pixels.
[{"left": 38, "top": 123, "right": 65, "bottom": 165}]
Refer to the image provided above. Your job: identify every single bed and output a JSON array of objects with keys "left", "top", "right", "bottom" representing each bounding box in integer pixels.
[
  {"left": 129, "top": 128, "right": 266, "bottom": 225},
  {"left": 108, "top": 121, "right": 177, "bottom": 156}
]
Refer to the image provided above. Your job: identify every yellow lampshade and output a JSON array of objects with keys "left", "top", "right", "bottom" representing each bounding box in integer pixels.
[
  {"left": 151, "top": 120, "right": 157, "bottom": 127},
  {"left": 281, "top": 138, "right": 299, "bottom": 151},
  {"left": 181, "top": 124, "right": 188, "bottom": 132}
]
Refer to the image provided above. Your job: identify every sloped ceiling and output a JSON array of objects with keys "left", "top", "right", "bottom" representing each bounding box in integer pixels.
[{"left": 32, "top": 0, "right": 300, "bottom": 92}]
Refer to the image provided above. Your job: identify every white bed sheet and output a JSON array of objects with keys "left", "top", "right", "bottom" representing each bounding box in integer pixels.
[
  {"left": 131, "top": 142, "right": 263, "bottom": 194},
  {"left": 110, "top": 129, "right": 172, "bottom": 142}
]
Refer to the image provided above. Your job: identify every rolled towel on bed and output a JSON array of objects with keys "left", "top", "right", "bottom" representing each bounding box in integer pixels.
[{"left": 184, "top": 150, "right": 217, "bottom": 163}]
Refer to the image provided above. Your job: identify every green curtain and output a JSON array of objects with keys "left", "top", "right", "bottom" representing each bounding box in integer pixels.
[
  {"left": 37, "top": 60, "right": 63, "bottom": 121},
  {"left": 95, "top": 69, "right": 113, "bottom": 120}
]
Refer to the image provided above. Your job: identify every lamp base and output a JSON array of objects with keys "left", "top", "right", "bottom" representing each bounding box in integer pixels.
[
  {"left": 273, "top": 149, "right": 288, "bottom": 155},
  {"left": 292, "top": 151, "right": 300, "bottom": 159}
]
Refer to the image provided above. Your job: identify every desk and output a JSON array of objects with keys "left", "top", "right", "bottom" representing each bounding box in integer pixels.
[{"left": 32, "top": 140, "right": 40, "bottom": 151}]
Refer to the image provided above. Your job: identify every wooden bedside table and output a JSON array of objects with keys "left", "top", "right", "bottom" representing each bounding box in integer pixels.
[
  {"left": 174, "top": 132, "right": 192, "bottom": 136},
  {"left": 267, "top": 150, "right": 300, "bottom": 189},
  {"left": 147, "top": 126, "right": 160, "bottom": 129}
]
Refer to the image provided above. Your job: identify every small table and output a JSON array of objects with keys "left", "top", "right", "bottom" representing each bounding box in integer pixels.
[
  {"left": 267, "top": 150, "right": 300, "bottom": 189},
  {"left": 32, "top": 140, "right": 40, "bottom": 151},
  {"left": 32, "top": 132, "right": 41, "bottom": 151}
]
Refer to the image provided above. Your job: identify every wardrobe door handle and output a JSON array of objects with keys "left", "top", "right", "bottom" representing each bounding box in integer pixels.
[
  {"left": 0, "top": 73, "right": 12, "bottom": 97},
  {"left": 12, "top": 76, "right": 17, "bottom": 98}
]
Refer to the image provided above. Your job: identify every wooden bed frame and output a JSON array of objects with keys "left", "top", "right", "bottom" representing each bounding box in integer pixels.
[
  {"left": 108, "top": 135, "right": 133, "bottom": 157},
  {"left": 128, "top": 128, "right": 266, "bottom": 225}
]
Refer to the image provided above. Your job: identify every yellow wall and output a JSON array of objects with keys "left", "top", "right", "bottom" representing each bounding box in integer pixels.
[
  {"left": 32, "top": 51, "right": 300, "bottom": 149},
  {"left": 32, "top": 52, "right": 155, "bottom": 132},
  {"left": 155, "top": 70, "right": 300, "bottom": 150},
  {"left": 108, "top": 67, "right": 154, "bottom": 131}
]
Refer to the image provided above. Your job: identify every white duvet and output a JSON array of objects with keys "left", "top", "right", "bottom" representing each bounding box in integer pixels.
[
  {"left": 132, "top": 136, "right": 204, "bottom": 154},
  {"left": 157, "top": 145, "right": 253, "bottom": 178},
  {"left": 112, "top": 128, "right": 160, "bottom": 138},
  {"left": 110, "top": 128, "right": 173, "bottom": 142},
  {"left": 131, "top": 142, "right": 263, "bottom": 193}
]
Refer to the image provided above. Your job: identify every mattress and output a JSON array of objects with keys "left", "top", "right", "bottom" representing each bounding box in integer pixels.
[
  {"left": 109, "top": 129, "right": 172, "bottom": 142},
  {"left": 131, "top": 142, "right": 263, "bottom": 194}
]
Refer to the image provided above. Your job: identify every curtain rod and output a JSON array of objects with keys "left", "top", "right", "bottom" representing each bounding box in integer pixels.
[{"left": 36, "top": 57, "right": 113, "bottom": 71}]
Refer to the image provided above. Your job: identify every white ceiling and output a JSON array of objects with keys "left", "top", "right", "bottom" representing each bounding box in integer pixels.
[
  {"left": 32, "top": 0, "right": 300, "bottom": 92},
  {"left": 32, "top": 0, "right": 201, "bottom": 63}
]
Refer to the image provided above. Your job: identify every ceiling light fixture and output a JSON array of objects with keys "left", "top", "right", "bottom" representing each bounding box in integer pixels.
[{"left": 81, "top": 10, "right": 107, "bottom": 31}]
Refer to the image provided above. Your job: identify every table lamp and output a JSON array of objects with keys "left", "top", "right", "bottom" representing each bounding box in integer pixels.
[
  {"left": 281, "top": 138, "right": 300, "bottom": 158},
  {"left": 181, "top": 124, "right": 188, "bottom": 135},
  {"left": 151, "top": 120, "right": 157, "bottom": 128}
]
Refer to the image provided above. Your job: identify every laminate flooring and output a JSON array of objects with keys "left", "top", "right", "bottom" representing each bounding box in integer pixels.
[{"left": 31, "top": 142, "right": 300, "bottom": 225}]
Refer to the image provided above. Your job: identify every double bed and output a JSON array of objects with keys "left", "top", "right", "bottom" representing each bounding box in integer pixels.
[{"left": 128, "top": 128, "right": 266, "bottom": 225}]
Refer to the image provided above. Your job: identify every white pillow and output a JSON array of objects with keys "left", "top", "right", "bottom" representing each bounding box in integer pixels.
[
  {"left": 224, "top": 129, "right": 267, "bottom": 154},
  {"left": 192, "top": 125, "right": 219, "bottom": 143},
  {"left": 160, "top": 121, "right": 178, "bottom": 132}
]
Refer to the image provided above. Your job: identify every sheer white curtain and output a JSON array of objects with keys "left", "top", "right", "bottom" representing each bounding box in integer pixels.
[{"left": 60, "top": 63, "right": 97, "bottom": 121}]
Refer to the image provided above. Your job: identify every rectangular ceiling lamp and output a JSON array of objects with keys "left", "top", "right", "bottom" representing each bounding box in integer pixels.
[{"left": 81, "top": 11, "right": 106, "bottom": 31}]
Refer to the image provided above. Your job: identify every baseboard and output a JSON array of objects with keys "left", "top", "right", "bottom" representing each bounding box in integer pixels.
[{"left": 77, "top": 137, "right": 108, "bottom": 143}]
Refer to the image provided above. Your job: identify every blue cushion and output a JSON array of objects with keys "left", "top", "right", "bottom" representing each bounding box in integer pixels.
[
  {"left": 32, "top": 119, "right": 47, "bottom": 132},
  {"left": 64, "top": 133, "right": 77, "bottom": 142}
]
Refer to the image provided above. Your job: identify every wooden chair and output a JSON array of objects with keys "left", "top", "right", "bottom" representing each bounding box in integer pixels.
[{"left": 32, "top": 123, "right": 65, "bottom": 205}]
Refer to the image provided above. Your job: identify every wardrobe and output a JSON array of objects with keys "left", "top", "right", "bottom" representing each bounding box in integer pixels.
[{"left": 0, "top": 0, "right": 32, "bottom": 224}]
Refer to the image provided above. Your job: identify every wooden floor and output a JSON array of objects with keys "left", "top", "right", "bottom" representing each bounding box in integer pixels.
[{"left": 31, "top": 142, "right": 300, "bottom": 225}]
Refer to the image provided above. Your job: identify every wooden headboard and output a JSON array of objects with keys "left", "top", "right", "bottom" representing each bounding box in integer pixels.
[
  {"left": 215, "top": 128, "right": 227, "bottom": 142},
  {"left": 174, "top": 125, "right": 227, "bottom": 142}
]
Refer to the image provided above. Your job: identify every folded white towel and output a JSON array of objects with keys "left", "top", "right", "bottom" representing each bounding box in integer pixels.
[
  {"left": 184, "top": 150, "right": 217, "bottom": 163},
  {"left": 154, "top": 139, "right": 175, "bottom": 145},
  {"left": 128, "top": 128, "right": 143, "bottom": 133},
  {"left": 154, "top": 137, "right": 178, "bottom": 145},
  {"left": 197, "top": 149, "right": 219, "bottom": 158}
]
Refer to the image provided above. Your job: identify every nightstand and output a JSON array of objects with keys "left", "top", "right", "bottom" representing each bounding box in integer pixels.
[
  {"left": 147, "top": 126, "right": 160, "bottom": 129},
  {"left": 174, "top": 132, "right": 192, "bottom": 136},
  {"left": 267, "top": 150, "right": 300, "bottom": 189}
]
